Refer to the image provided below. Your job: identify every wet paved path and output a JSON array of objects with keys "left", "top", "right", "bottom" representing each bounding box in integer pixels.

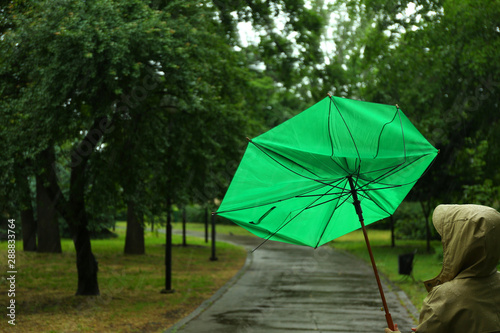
[{"left": 166, "top": 231, "right": 417, "bottom": 333}]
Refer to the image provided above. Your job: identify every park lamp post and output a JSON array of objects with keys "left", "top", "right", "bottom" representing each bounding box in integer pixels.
[
  {"left": 210, "top": 212, "right": 218, "bottom": 261},
  {"left": 161, "top": 199, "right": 175, "bottom": 294}
]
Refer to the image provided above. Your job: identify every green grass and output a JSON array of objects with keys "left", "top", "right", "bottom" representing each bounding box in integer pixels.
[{"left": 0, "top": 227, "right": 246, "bottom": 333}]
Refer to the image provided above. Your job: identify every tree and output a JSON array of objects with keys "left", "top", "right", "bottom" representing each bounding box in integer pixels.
[
  {"left": 332, "top": 0, "right": 500, "bottom": 207},
  {"left": 14, "top": 162, "right": 37, "bottom": 251},
  {"left": 124, "top": 201, "right": 145, "bottom": 255},
  {"left": 35, "top": 147, "right": 62, "bottom": 253},
  {"left": 1, "top": 0, "right": 289, "bottom": 295},
  {"left": 1, "top": 0, "right": 190, "bottom": 295}
]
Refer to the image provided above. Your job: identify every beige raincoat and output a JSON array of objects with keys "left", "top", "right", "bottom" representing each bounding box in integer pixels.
[{"left": 416, "top": 204, "right": 500, "bottom": 332}]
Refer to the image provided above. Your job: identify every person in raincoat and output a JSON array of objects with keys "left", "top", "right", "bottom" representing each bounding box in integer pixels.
[{"left": 385, "top": 204, "right": 500, "bottom": 333}]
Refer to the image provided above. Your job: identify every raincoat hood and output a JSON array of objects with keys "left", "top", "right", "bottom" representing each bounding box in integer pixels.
[{"left": 424, "top": 204, "right": 500, "bottom": 292}]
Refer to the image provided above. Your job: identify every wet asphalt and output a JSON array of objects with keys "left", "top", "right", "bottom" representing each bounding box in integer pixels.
[{"left": 165, "top": 231, "right": 418, "bottom": 333}]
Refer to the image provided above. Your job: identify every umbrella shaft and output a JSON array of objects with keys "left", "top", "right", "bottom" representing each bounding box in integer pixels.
[
  {"left": 349, "top": 180, "right": 363, "bottom": 218},
  {"left": 359, "top": 218, "right": 395, "bottom": 330},
  {"left": 348, "top": 176, "right": 394, "bottom": 330}
]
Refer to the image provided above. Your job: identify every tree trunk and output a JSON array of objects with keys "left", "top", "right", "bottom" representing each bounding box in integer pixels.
[
  {"left": 70, "top": 125, "right": 101, "bottom": 296},
  {"left": 124, "top": 201, "right": 145, "bottom": 255},
  {"left": 36, "top": 175, "right": 61, "bottom": 253},
  {"left": 15, "top": 165, "right": 37, "bottom": 251},
  {"left": 420, "top": 200, "right": 432, "bottom": 253},
  {"left": 21, "top": 208, "right": 37, "bottom": 252},
  {"left": 41, "top": 118, "right": 106, "bottom": 296},
  {"left": 36, "top": 147, "right": 62, "bottom": 253},
  {"left": 74, "top": 222, "right": 100, "bottom": 295},
  {"left": 70, "top": 163, "right": 100, "bottom": 296}
]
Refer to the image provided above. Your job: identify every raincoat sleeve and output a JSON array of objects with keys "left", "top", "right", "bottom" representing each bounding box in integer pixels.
[{"left": 415, "top": 286, "right": 447, "bottom": 332}]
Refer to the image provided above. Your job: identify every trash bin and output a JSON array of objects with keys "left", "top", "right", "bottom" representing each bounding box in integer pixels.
[{"left": 398, "top": 252, "right": 415, "bottom": 276}]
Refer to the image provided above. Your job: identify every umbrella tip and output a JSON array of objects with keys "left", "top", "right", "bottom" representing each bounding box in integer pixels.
[
  {"left": 396, "top": 104, "right": 400, "bottom": 109},
  {"left": 327, "top": 92, "right": 333, "bottom": 97},
  {"left": 246, "top": 137, "right": 251, "bottom": 142},
  {"left": 211, "top": 212, "right": 217, "bottom": 215}
]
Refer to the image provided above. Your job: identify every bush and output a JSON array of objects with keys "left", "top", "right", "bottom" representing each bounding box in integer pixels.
[{"left": 394, "top": 202, "right": 440, "bottom": 240}]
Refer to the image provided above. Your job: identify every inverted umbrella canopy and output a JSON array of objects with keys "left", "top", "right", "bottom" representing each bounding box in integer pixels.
[
  {"left": 216, "top": 95, "right": 438, "bottom": 329},
  {"left": 217, "top": 95, "right": 438, "bottom": 247}
]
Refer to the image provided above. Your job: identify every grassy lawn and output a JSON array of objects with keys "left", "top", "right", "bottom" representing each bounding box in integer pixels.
[{"left": 0, "top": 227, "right": 246, "bottom": 333}]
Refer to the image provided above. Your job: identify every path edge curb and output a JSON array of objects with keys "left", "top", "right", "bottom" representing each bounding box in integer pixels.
[{"left": 163, "top": 246, "right": 254, "bottom": 333}]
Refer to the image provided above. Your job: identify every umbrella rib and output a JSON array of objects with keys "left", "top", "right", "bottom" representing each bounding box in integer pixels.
[
  {"left": 360, "top": 154, "right": 432, "bottom": 178},
  {"left": 353, "top": 153, "right": 437, "bottom": 215},
  {"left": 297, "top": 192, "right": 346, "bottom": 197},
  {"left": 373, "top": 106, "right": 402, "bottom": 159},
  {"left": 359, "top": 153, "right": 433, "bottom": 178},
  {"left": 350, "top": 105, "right": 408, "bottom": 183},
  {"left": 326, "top": 98, "right": 351, "bottom": 174},
  {"left": 359, "top": 185, "right": 402, "bottom": 192},
  {"left": 397, "top": 106, "right": 408, "bottom": 163},
  {"left": 350, "top": 155, "right": 430, "bottom": 216},
  {"left": 250, "top": 140, "right": 321, "bottom": 178},
  {"left": 357, "top": 160, "right": 410, "bottom": 190},
  {"left": 354, "top": 160, "right": 362, "bottom": 193},
  {"left": 252, "top": 185, "right": 339, "bottom": 251},
  {"left": 217, "top": 179, "right": 344, "bottom": 215},
  {"left": 249, "top": 140, "right": 349, "bottom": 190},
  {"left": 356, "top": 190, "right": 393, "bottom": 217},
  {"left": 329, "top": 96, "right": 362, "bottom": 163},
  {"left": 250, "top": 140, "right": 323, "bottom": 179},
  {"left": 296, "top": 177, "right": 348, "bottom": 197},
  {"left": 332, "top": 157, "right": 352, "bottom": 175},
  {"left": 314, "top": 192, "right": 353, "bottom": 243},
  {"left": 314, "top": 180, "right": 350, "bottom": 248},
  {"left": 328, "top": 94, "right": 335, "bottom": 157},
  {"left": 305, "top": 191, "right": 352, "bottom": 210},
  {"left": 357, "top": 154, "right": 433, "bottom": 191},
  {"left": 356, "top": 162, "right": 406, "bottom": 176},
  {"left": 367, "top": 106, "right": 408, "bottom": 178}
]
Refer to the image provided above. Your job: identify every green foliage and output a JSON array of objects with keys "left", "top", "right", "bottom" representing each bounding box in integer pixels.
[
  {"left": 332, "top": 0, "right": 500, "bottom": 207},
  {"left": 1, "top": 0, "right": 269, "bottom": 220},
  {"left": 393, "top": 203, "right": 439, "bottom": 240}
]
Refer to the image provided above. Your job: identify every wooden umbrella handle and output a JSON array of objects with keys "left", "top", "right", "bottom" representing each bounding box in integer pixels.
[
  {"left": 386, "top": 313, "right": 395, "bottom": 331},
  {"left": 360, "top": 216, "right": 395, "bottom": 330},
  {"left": 348, "top": 176, "right": 395, "bottom": 331}
]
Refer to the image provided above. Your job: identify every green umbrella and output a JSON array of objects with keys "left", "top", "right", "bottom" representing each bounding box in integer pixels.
[{"left": 215, "top": 95, "right": 438, "bottom": 329}]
